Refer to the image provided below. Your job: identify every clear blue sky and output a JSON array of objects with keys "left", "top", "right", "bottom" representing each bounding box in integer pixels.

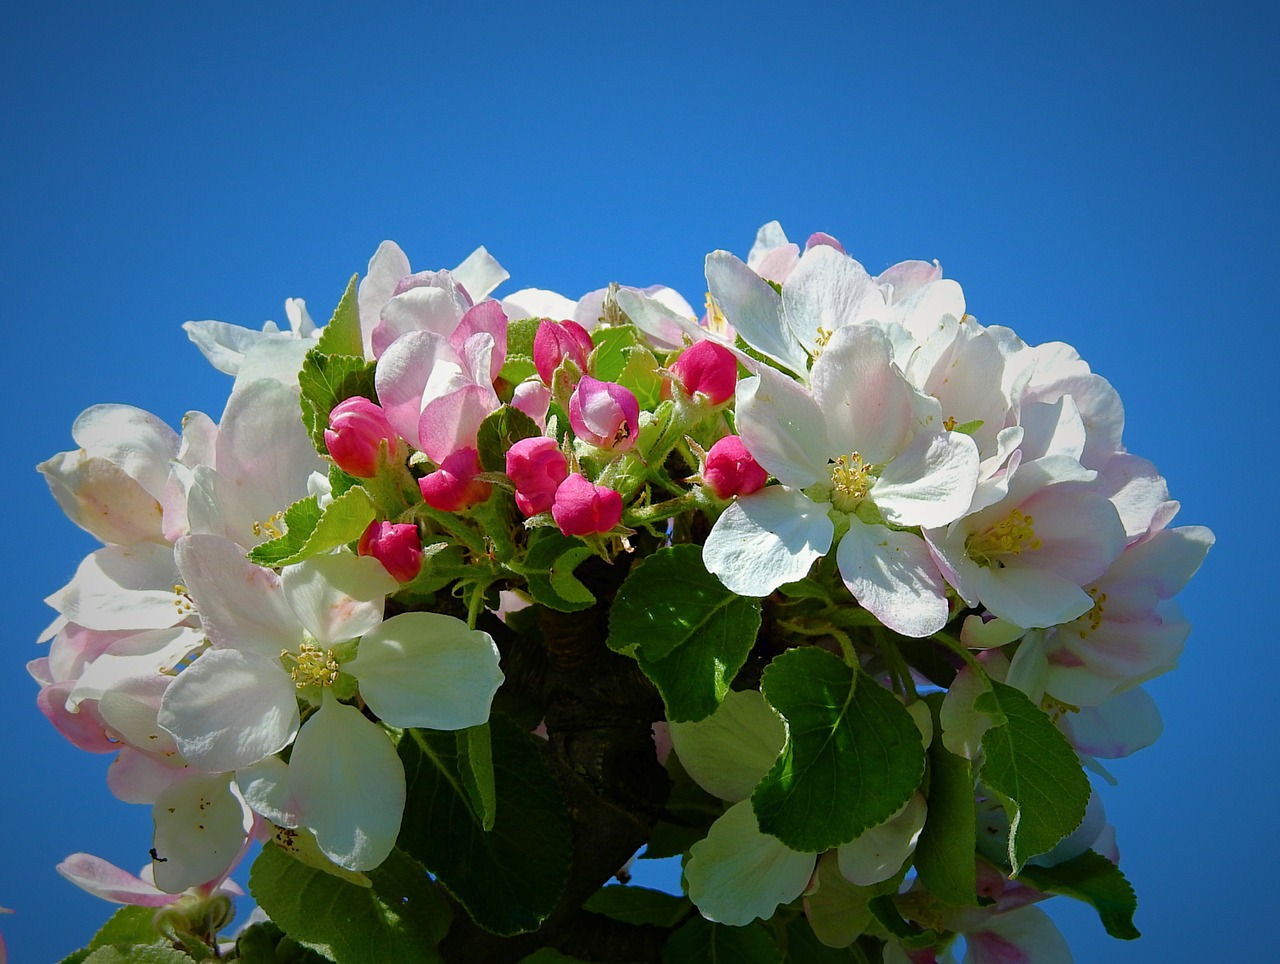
[{"left": 3, "top": 2, "right": 1274, "bottom": 960}]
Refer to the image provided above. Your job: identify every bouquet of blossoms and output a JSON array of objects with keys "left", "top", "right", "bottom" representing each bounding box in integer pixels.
[{"left": 33, "top": 223, "right": 1212, "bottom": 963}]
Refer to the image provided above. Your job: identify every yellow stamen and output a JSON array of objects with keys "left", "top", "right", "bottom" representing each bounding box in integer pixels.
[
  {"left": 829, "top": 452, "right": 874, "bottom": 512},
  {"left": 967, "top": 508, "right": 1042, "bottom": 566},
  {"left": 283, "top": 642, "right": 340, "bottom": 689},
  {"left": 172, "top": 584, "right": 197, "bottom": 617},
  {"left": 943, "top": 415, "right": 957, "bottom": 432},
  {"left": 1076, "top": 586, "right": 1108, "bottom": 638},
  {"left": 253, "top": 511, "right": 286, "bottom": 540},
  {"left": 703, "top": 292, "right": 732, "bottom": 338}
]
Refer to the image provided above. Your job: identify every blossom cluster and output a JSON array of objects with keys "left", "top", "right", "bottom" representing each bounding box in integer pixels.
[{"left": 34, "top": 223, "right": 1212, "bottom": 962}]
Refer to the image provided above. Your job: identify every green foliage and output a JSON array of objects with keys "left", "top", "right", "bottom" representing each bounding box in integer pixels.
[
  {"left": 248, "top": 844, "right": 450, "bottom": 963},
  {"left": 246, "top": 487, "right": 376, "bottom": 568},
  {"left": 314, "top": 274, "right": 362, "bottom": 358},
  {"left": 753, "top": 647, "right": 926, "bottom": 853},
  {"left": 522, "top": 529, "right": 597, "bottom": 612},
  {"left": 298, "top": 351, "right": 378, "bottom": 453},
  {"left": 662, "top": 916, "right": 782, "bottom": 964},
  {"left": 1019, "top": 850, "right": 1141, "bottom": 940},
  {"left": 397, "top": 714, "right": 573, "bottom": 935},
  {"left": 499, "top": 317, "right": 542, "bottom": 387},
  {"left": 60, "top": 906, "right": 169, "bottom": 964},
  {"left": 476, "top": 404, "right": 543, "bottom": 473},
  {"left": 456, "top": 722, "right": 498, "bottom": 831},
  {"left": 608, "top": 544, "right": 761, "bottom": 722},
  {"left": 582, "top": 885, "right": 691, "bottom": 927},
  {"left": 235, "top": 921, "right": 334, "bottom": 963},
  {"left": 589, "top": 326, "right": 641, "bottom": 383},
  {"left": 975, "top": 681, "right": 1091, "bottom": 873},
  {"left": 913, "top": 696, "right": 978, "bottom": 906},
  {"left": 79, "top": 947, "right": 194, "bottom": 964}
]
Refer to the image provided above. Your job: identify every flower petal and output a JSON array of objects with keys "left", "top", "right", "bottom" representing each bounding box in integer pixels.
[
  {"left": 837, "top": 522, "right": 949, "bottom": 638},
  {"left": 703, "top": 487, "right": 834, "bottom": 597},
  {"left": 280, "top": 553, "right": 395, "bottom": 646},
  {"left": 735, "top": 368, "right": 829, "bottom": 487},
  {"left": 151, "top": 774, "right": 254, "bottom": 894},
  {"left": 668, "top": 690, "right": 786, "bottom": 803},
  {"left": 706, "top": 250, "right": 806, "bottom": 374}
]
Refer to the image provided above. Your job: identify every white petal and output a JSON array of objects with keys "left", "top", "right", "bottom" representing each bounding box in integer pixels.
[
  {"left": 358, "top": 240, "right": 412, "bottom": 357},
  {"left": 347, "top": 612, "right": 503, "bottom": 729},
  {"left": 668, "top": 690, "right": 786, "bottom": 803},
  {"left": 706, "top": 250, "right": 806, "bottom": 374},
  {"left": 281, "top": 553, "right": 396, "bottom": 646},
  {"left": 836, "top": 522, "right": 949, "bottom": 638},
  {"left": 735, "top": 369, "right": 829, "bottom": 487},
  {"left": 782, "top": 245, "right": 882, "bottom": 352},
  {"left": 452, "top": 245, "right": 509, "bottom": 302},
  {"left": 374, "top": 330, "right": 448, "bottom": 442},
  {"left": 289, "top": 692, "right": 406, "bottom": 871},
  {"left": 236, "top": 755, "right": 305, "bottom": 827},
  {"left": 616, "top": 287, "right": 704, "bottom": 350},
  {"left": 872, "top": 430, "right": 979, "bottom": 528},
  {"left": 182, "top": 320, "right": 265, "bottom": 375},
  {"left": 69, "top": 627, "right": 203, "bottom": 708},
  {"left": 158, "top": 649, "right": 299, "bottom": 772},
  {"left": 836, "top": 792, "right": 926, "bottom": 886},
  {"left": 1059, "top": 687, "right": 1163, "bottom": 759},
  {"left": 963, "top": 563, "right": 1094, "bottom": 629},
  {"left": 703, "top": 488, "right": 834, "bottom": 597},
  {"left": 71, "top": 403, "right": 180, "bottom": 503},
  {"left": 500, "top": 287, "right": 578, "bottom": 322},
  {"left": 686, "top": 800, "right": 815, "bottom": 925},
  {"left": 45, "top": 544, "right": 182, "bottom": 632},
  {"left": 151, "top": 774, "right": 254, "bottom": 894}
]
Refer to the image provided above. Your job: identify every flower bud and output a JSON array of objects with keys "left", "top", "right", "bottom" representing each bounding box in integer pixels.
[
  {"left": 703, "top": 435, "right": 768, "bottom": 499},
  {"left": 324, "top": 397, "right": 399, "bottom": 478},
  {"left": 511, "top": 379, "right": 551, "bottom": 428},
  {"left": 418, "top": 448, "right": 492, "bottom": 512},
  {"left": 552, "top": 473, "right": 623, "bottom": 536},
  {"left": 534, "top": 319, "right": 594, "bottom": 385},
  {"left": 506, "top": 436, "right": 569, "bottom": 515},
  {"left": 568, "top": 376, "right": 640, "bottom": 451},
  {"left": 670, "top": 340, "right": 738, "bottom": 405},
  {"left": 358, "top": 521, "right": 424, "bottom": 583}
]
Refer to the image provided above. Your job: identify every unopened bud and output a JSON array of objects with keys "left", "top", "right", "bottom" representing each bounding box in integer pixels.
[
  {"left": 568, "top": 376, "right": 640, "bottom": 451},
  {"left": 703, "top": 435, "right": 768, "bottom": 499},
  {"left": 670, "top": 340, "right": 738, "bottom": 405},
  {"left": 506, "top": 436, "right": 569, "bottom": 516},
  {"left": 552, "top": 473, "right": 623, "bottom": 536},
  {"left": 533, "top": 319, "right": 594, "bottom": 386},
  {"left": 357, "top": 521, "right": 423, "bottom": 583},
  {"left": 419, "top": 448, "right": 492, "bottom": 512},
  {"left": 324, "top": 397, "right": 398, "bottom": 478}
]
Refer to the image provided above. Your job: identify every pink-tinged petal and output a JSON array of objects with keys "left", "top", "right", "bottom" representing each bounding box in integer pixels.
[
  {"left": 289, "top": 692, "right": 406, "bottom": 871},
  {"left": 812, "top": 324, "right": 925, "bottom": 465},
  {"left": 836, "top": 522, "right": 950, "bottom": 638},
  {"left": 873, "top": 431, "right": 980, "bottom": 529},
  {"left": 551, "top": 474, "right": 623, "bottom": 536},
  {"left": 38, "top": 451, "right": 167, "bottom": 546},
  {"left": 347, "top": 612, "right": 504, "bottom": 729},
  {"left": 373, "top": 283, "right": 467, "bottom": 359},
  {"left": 703, "top": 435, "right": 769, "bottom": 500},
  {"left": 702, "top": 487, "right": 834, "bottom": 597},
  {"left": 450, "top": 301, "right": 508, "bottom": 382},
  {"left": 71, "top": 404, "right": 181, "bottom": 503},
  {"left": 176, "top": 535, "right": 298, "bottom": 657},
  {"left": 735, "top": 368, "right": 828, "bottom": 488},
  {"left": 876, "top": 260, "right": 943, "bottom": 301},
  {"left": 1060, "top": 687, "right": 1163, "bottom": 759},
  {"left": 805, "top": 231, "right": 845, "bottom": 253},
  {"left": 686, "top": 800, "right": 815, "bottom": 925},
  {"left": 47, "top": 623, "right": 132, "bottom": 682},
  {"left": 534, "top": 318, "right": 595, "bottom": 384},
  {"left": 506, "top": 436, "right": 569, "bottom": 515},
  {"left": 1017, "top": 397, "right": 1086, "bottom": 465},
  {"left": 963, "top": 905, "right": 1072, "bottom": 964},
  {"left": 1018, "top": 487, "right": 1127, "bottom": 585},
  {"left": 69, "top": 627, "right": 204, "bottom": 709},
  {"left": 706, "top": 250, "right": 806, "bottom": 375},
  {"left": 614, "top": 288, "right": 704, "bottom": 350},
  {"left": 97, "top": 671, "right": 178, "bottom": 753},
  {"left": 1109, "top": 524, "right": 1214, "bottom": 598},
  {"left": 746, "top": 220, "right": 791, "bottom": 267},
  {"left": 280, "top": 553, "right": 395, "bottom": 646},
  {"left": 1095, "top": 453, "right": 1171, "bottom": 542},
  {"left": 158, "top": 649, "right": 299, "bottom": 772},
  {"left": 782, "top": 244, "right": 882, "bottom": 352},
  {"left": 324, "top": 398, "right": 399, "bottom": 479},
  {"left": 36, "top": 680, "right": 116, "bottom": 752},
  {"left": 358, "top": 521, "right": 424, "bottom": 583},
  {"left": 511, "top": 380, "right": 550, "bottom": 427},
  {"left": 452, "top": 245, "right": 509, "bottom": 302},
  {"left": 151, "top": 774, "right": 254, "bottom": 894},
  {"left": 45, "top": 543, "right": 182, "bottom": 633},
  {"left": 57, "top": 853, "right": 177, "bottom": 907},
  {"left": 419, "top": 383, "right": 501, "bottom": 463},
  {"left": 567, "top": 377, "right": 640, "bottom": 451},
  {"left": 671, "top": 340, "right": 738, "bottom": 404},
  {"left": 108, "top": 747, "right": 194, "bottom": 805},
  {"left": 358, "top": 241, "right": 412, "bottom": 357},
  {"left": 374, "top": 330, "right": 448, "bottom": 444}
]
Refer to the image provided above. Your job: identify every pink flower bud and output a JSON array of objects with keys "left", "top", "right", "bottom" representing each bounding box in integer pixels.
[
  {"left": 670, "top": 340, "right": 738, "bottom": 405},
  {"left": 568, "top": 376, "right": 640, "bottom": 451},
  {"left": 324, "top": 397, "right": 399, "bottom": 478},
  {"left": 505, "top": 436, "right": 568, "bottom": 516},
  {"left": 534, "top": 319, "right": 594, "bottom": 385},
  {"left": 418, "top": 448, "right": 492, "bottom": 512},
  {"left": 805, "top": 231, "right": 846, "bottom": 254},
  {"left": 703, "top": 435, "right": 768, "bottom": 499},
  {"left": 552, "top": 474, "right": 623, "bottom": 536},
  {"left": 357, "top": 521, "right": 423, "bottom": 583}
]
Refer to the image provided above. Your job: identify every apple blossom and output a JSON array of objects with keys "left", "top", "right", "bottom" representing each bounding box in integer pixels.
[
  {"left": 506, "top": 435, "right": 569, "bottom": 515},
  {"left": 567, "top": 376, "right": 641, "bottom": 451},
  {"left": 324, "top": 396, "right": 399, "bottom": 478},
  {"left": 358, "top": 520, "right": 424, "bottom": 582},
  {"left": 552, "top": 473, "right": 623, "bottom": 536}
]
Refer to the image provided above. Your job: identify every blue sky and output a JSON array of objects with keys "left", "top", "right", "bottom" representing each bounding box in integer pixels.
[{"left": 2, "top": 2, "right": 1274, "bottom": 960}]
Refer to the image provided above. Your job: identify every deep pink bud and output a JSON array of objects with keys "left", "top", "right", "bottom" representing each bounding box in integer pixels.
[
  {"left": 805, "top": 231, "right": 846, "bottom": 254},
  {"left": 552, "top": 473, "right": 623, "bottom": 536},
  {"left": 568, "top": 376, "right": 640, "bottom": 451},
  {"left": 505, "top": 436, "right": 568, "bottom": 516},
  {"left": 703, "top": 435, "right": 768, "bottom": 499},
  {"left": 418, "top": 448, "right": 492, "bottom": 512},
  {"left": 324, "top": 397, "right": 399, "bottom": 478},
  {"left": 533, "top": 319, "right": 594, "bottom": 385},
  {"left": 358, "top": 521, "right": 423, "bottom": 583},
  {"left": 670, "top": 340, "right": 738, "bottom": 405}
]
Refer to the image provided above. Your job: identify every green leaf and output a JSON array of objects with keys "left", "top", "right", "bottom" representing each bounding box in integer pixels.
[
  {"left": 609, "top": 545, "right": 761, "bottom": 723},
  {"left": 782, "top": 913, "right": 866, "bottom": 961},
  {"left": 476, "top": 404, "right": 543, "bottom": 473},
  {"left": 662, "top": 916, "right": 782, "bottom": 964},
  {"left": 1018, "top": 850, "right": 1141, "bottom": 940},
  {"left": 516, "top": 951, "right": 590, "bottom": 964},
  {"left": 235, "top": 921, "right": 334, "bottom": 963},
  {"left": 975, "top": 681, "right": 1091, "bottom": 873},
  {"left": 589, "top": 325, "right": 640, "bottom": 382},
  {"left": 913, "top": 696, "right": 978, "bottom": 906},
  {"left": 522, "top": 529, "right": 597, "bottom": 612},
  {"left": 80, "top": 946, "right": 193, "bottom": 964},
  {"left": 753, "top": 647, "right": 926, "bottom": 853},
  {"left": 868, "top": 896, "right": 942, "bottom": 951},
  {"left": 951, "top": 418, "right": 985, "bottom": 436},
  {"left": 397, "top": 713, "right": 573, "bottom": 935},
  {"left": 248, "top": 844, "right": 449, "bottom": 964},
  {"left": 83, "top": 906, "right": 160, "bottom": 951},
  {"left": 802, "top": 853, "right": 877, "bottom": 949},
  {"left": 499, "top": 318, "right": 542, "bottom": 387},
  {"left": 457, "top": 722, "right": 498, "bottom": 831},
  {"left": 247, "top": 487, "right": 377, "bottom": 568},
  {"left": 583, "top": 885, "right": 691, "bottom": 927},
  {"left": 617, "top": 344, "right": 665, "bottom": 409},
  {"left": 298, "top": 351, "right": 378, "bottom": 452},
  {"left": 315, "top": 274, "right": 362, "bottom": 358}
]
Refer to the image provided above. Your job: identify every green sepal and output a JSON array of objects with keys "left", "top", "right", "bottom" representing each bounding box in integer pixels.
[
  {"left": 314, "top": 274, "right": 362, "bottom": 358},
  {"left": 246, "top": 487, "right": 376, "bottom": 568},
  {"left": 396, "top": 714, "right": 572, "bottom": 936},
  {"left": 1018, "top": 850, "right": 1141, "bottom": 940},
  {"left": 753, "top": 647, "right": 926, "bottom": 853},
  {"left": 298, "top": 350, "right": 379, "bottom": 454},
  {"left": 248, "top": 844, "right": 450, "bottom": 963},
  {"left": 975, "top": 681, "right": 1091, "bottom": 874}
]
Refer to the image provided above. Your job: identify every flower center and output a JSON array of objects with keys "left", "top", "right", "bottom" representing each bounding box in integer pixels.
[
  {"left": 1075, "top": 586, "right": 1107, "bottom": 638},
  {"left": 703, "top": 292, "right": 733, "bottom": 339},
  {"left": 283, "top": 640, "right": 340, "bottom": 689},
  {"left": 172, "top": 584, "right": 197, "bottom": 618},
  {"left": 829, "top": 452, "right": 874, "bottom": 512},
  {"left": 253, "top": 511, "right": 286, "bottom": 540},
  {"left": 967, "top": 508, "right": 1042, "bottom": 566}
]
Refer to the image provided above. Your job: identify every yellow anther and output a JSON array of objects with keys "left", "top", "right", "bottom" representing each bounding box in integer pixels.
[
  {"left": 1076, "top": 586, "right": 1108, "bottom": 638},
  {"left": 283, "top": 642, "right": 340, "bottom": 689},
  {"left": 703, "top": 292, "right": 732, "bottom": 338},
  {"left": 252, "top": 511, "right": 286, "bottom": 540},
  {"left": 813, "top": 327, "right": 834, "bottom": 350},
  {"left": 829, "top": 452, "right": 875, "bottom": 511},
  {"left": 172, "top": 584, "right": 197, "bottom": 617},
  {"left": 1040, "top": 693, "right": 1079, "bottom": 723},
  {"left": 943, "top": 415, "right": 957, "bottom": 432},
  {"left": 967, "top": 508, "right": 1042, "bottom": 566}
]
